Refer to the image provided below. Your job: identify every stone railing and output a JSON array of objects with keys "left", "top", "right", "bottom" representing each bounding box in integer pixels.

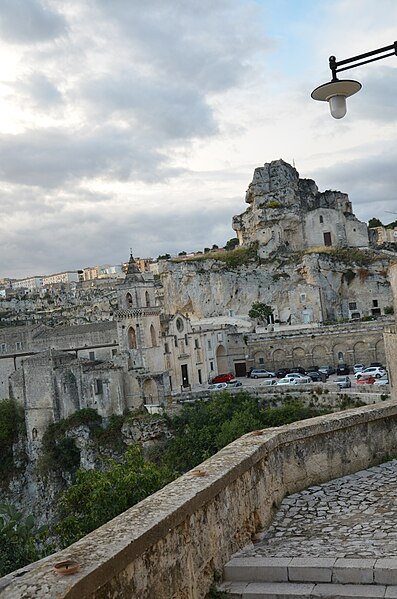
[{"left": 2, "top": 400, "right": 397, "bottom": 599}]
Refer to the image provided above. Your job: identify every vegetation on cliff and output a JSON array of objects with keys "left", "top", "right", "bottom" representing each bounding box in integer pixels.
[
  {"left": 0, "top": 394, "right": 329, "bottom": 574},
  {"left": 0, "top": 399, "right": 26, "bottom": 481}
]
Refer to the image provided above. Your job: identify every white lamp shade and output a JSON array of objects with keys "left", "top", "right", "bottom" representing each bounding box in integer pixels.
[{"left": 329, "top": 95, "right": 347, "bottom": 119}]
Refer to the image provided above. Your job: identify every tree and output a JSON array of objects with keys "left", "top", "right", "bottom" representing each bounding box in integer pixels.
[
  {"left": 56, "top": 445, "right": 172, "bottom": 547},
  {"left": 368, "top": 218, "right": 382, "bottom": 228},
  {"left": 0, "top": 504, "right": 44, "bottom": 576},
  {"left": 157, "top": 253, "right": 171, "bottom": 261},
  {"left": 178, "top": 251, "right": 187, "bottom": 256},
  {"left": 224, "top": 238, "right": 239, "bottom": 251},
  {"left": 248, "top": 302, "right": 273, "bottom": 324}
]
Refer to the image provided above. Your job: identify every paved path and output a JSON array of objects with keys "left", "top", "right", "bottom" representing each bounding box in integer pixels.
[{"left": 240, "top": 460, "right": 397, "bottom": 560}]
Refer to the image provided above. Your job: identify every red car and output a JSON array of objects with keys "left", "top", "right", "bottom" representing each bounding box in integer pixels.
[
  {"left": 211, "top": 372, "right": 235, "bottom": 384},
  {"left": 357, "top": 374, "right": 375, "bottom": 385}
]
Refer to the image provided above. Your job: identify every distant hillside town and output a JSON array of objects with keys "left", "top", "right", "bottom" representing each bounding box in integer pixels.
[{"left": 0, "top": 160, "right": 396, "bottom": 460}]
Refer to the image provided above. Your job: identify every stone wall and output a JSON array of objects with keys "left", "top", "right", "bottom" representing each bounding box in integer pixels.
[
  {"left": 247, "top": 318, "right": 390, "bottom": 371},
  {"left": 3, "top": 400, "right": 397, "bottom": 599}
]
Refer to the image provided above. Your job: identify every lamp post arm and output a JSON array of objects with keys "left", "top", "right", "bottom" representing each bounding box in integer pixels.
[{"left": 329, "top": 41, "right": 397, "bottom": 81}]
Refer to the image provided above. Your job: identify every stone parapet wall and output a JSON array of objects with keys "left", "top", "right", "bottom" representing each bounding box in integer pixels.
[{"left": 2, "top": 400, "right": 397, "bottom": 598}]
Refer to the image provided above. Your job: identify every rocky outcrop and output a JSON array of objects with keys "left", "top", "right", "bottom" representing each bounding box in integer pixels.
[{"left": 232, "top": 160, "right": 368, "bottom": 256}]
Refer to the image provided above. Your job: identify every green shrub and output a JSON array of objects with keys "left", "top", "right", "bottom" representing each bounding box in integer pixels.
[{"left": 0, "top": 400, "right": 25, "bottom": 478}]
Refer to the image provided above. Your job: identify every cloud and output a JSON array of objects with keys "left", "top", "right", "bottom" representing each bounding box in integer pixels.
[
  {"left": 312, "top": 144, "right": 397, "bottom": 223},
  {"left": 0, "top": 0, "right": 66, "bottom": 44},
  {"left": 0, "top": 126, "right": 183, "bottom": 187}
]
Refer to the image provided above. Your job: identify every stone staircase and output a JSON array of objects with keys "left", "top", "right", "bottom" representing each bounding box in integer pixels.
[{"left": 217, "top": 556, "right": 397, "bottom": 598}]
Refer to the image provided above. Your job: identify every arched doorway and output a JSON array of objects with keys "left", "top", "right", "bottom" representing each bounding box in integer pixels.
[
  {"left": 311, "top": 345, "right": 329, "bottom": 367},
  {"left": 143, "top": 378, "right": 159, "bottom": 404},
  {"left": 292, "top": 347, "right": 306, "bottom": 368},
  {"left": 216, "top": 345, "right": 228, "bottom": 374},
  {"left": 272, "top": 348, "right": 286, "bottom": 371},
  {"left": 353, "top": 341, "right": 367, "bottom": 365}
]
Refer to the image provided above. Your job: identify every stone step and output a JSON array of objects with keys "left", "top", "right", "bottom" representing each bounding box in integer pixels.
[
  {"left": 223, "top": 557, "right": 397, "bottom": 585},
  {"left": 218, "top": 580, "right": 397, "bottom": 598}
]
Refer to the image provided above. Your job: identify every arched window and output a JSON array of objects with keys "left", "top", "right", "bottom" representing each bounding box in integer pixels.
[
  {"left": 320, "top": 215, "right": 324, "bottom": 224},
  {"left": 32, "top": 428, "right": 38, "bottom": 440},
  {"left": 150, "top": 324, "right": 157, "bottom": 347},
  {"left": 145, "top": 290, "right": 151, "bottom": 307},
  {"left": 128, "top": 326, "right": 137, "bottom": 349},
  {"left": 126, "top": 293, "right": 133, "bottom": 307}
]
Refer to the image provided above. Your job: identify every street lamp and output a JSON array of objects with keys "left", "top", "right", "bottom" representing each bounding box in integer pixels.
[{"left": 311, "top": 42, "right": 397, "bottom": 119}]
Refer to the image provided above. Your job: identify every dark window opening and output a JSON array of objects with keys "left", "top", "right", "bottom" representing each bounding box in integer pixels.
[
  {"left": 319, "top": 215, "right": 324, "bottom": 224},
  {"left": 373, "top": 299, "right": 378, "bottom": 307},
  {"left": 198, "top": 369, "right": 202, "bottom": 384},
  {"left": 323, "top": 232, "right": 332, "bottom": 246}
]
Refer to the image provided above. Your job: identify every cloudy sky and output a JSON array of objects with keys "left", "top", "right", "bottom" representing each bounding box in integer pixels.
[{"left": 1, "top": 0, "right": 397, "bottom": 278}]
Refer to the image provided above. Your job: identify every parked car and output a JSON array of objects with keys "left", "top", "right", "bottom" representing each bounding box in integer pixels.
[
  {"left": 336, "top": 363, "right": 350, "bottom": 375},
  {"left": 226, "top": 379, "right": 243, "bottom": 388},
  {"left": 276, "top": 368, "right": 290, "bottom": 378},
  {"left": 335, "top": 375, "right": 351, "bottom": 389},
  {"left": 260, "top": 378, "right": 277, "bottom": 386},
  {"left": 211, "top": 372, "right": 235, "bottom": 383},
  {"left": 276, "top": 377, "right": 298, "bottom": 386},
  {"left": 208, "top": 382, "right": 228, "bottom": 391},
  {"left": 307, "top": 371, "right": 322, "bottom": 382},
  {"left": 292, "top": 366, "right": 307, "bottom": 375},
  {"left": 374, "top": 375, "right": 389, "bottom": 385},
  {"left": 355, "top": 367, "right": 386, "bottom": 380},
  {"left": 356, "top": 374, "right": 375, "bottom": 385},
  {"left": 285, "top": 373, "right": 311, "bottom": 384},
  {"left": 318, "top": 365, "right": 336, "bottom": 376},
  {"left": 353, "top": 363, "right": 365, "bottom": 374},
  {"left": 250, "top": 368, "right": 276, "bottom": 379}
]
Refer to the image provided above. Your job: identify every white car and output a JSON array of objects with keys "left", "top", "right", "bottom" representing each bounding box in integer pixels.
[
  {"left": 208, "top": 382, "right": 228, "bottom": 391},
  {"left": 353, "top": 363, "right": 365, "bottom": 374},
  {"left": 277, "top": 377, "right": 298, "bottom": 386},
  {"left": 285, "top": 373, "right": 311, "bottom": 384},
  {"left": 374, "top": 375, "right": 389, "bottom": 385},
  {"left": 355, "top": 367, "right": 386, "bottom": 380}
]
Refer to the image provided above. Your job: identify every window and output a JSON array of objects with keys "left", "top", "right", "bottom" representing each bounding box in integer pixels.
[
  {"left": 0, "top": 344, "right": 6, "bottom": 353},
  {"left": 210, "top": 361, "right": 214, "bottom": 370},
  {"left": 349, "top": 302, "right": 357, "bottom": 310},
  {"left": 185, "top": 334, "right": 189, "bottom": 346},
  {"left": 259, "top": 357, "right": 264, "bottom": 364},
  {"left": 198, "top": 369, "right": 202, "bottom": 384},
  {"left": 89, "top": 351, "right": 95, "bottom": 361},
  {"left": 164, "top": 342, "right": 170, "bottom": 354},
  {"left": 145, "top": 290, "right": 150, "bottom": 307},
  {"left": 373, "top": 299, "right": 378, "bottom": 308},
  {"left": 126, "top": 292, "right": 133, "bottom": 307},
  {"left": 94, "top": 379, "right": 103, "bottom": 394},
  {"left": 319, "top": 215, "right": 324, "bottom": 224},
  {"left": 15, "top": 341, "right": 22, "bottom": 351},
  {"left": 176, "top": 318, "right": 184, "bottom": 332},
  {"left": 194, "top": 338, "right": 200, "bottom": 349},
  {"left": 217, "top": 332, "right": 223, "bottom": 342},
  {"left": 207, "top": 339, "right": 212, "bottom": 350},
  {"left": 128, "top": 327, "right": 137, "bottom": 349},
  {"left": 150, "top": 324, "right": 157, "bottom": 347},
  {"left": 112, "top": 348, "right": 117, "bottom": 356},
  {"left": 174, "top": 336, "right": 178, "bottom": 347},
  {"left": 300, "top": 293, "right": 306, "bottom": 301}
]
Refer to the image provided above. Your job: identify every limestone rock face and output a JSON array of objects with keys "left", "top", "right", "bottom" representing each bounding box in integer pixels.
[
  {"left": 233, "top": 159, "right": 368, "bottom": 257},
  {"left": 158, "top": 251, "right": 393, "bottom": 325}
]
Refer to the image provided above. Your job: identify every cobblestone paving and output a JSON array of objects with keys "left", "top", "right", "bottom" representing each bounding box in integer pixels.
[{"left": 241, "top": 460, "right": 397, "bottom": 559}]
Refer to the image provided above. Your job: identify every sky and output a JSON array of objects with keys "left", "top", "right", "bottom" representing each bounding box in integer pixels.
[{"left": 0, "top": 0, "right": 397, "bottom": 278}]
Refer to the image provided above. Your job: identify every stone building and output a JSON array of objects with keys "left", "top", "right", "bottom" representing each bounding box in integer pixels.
[{"left": 232, "top": 159, "right": 369, "bottom": 258}]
